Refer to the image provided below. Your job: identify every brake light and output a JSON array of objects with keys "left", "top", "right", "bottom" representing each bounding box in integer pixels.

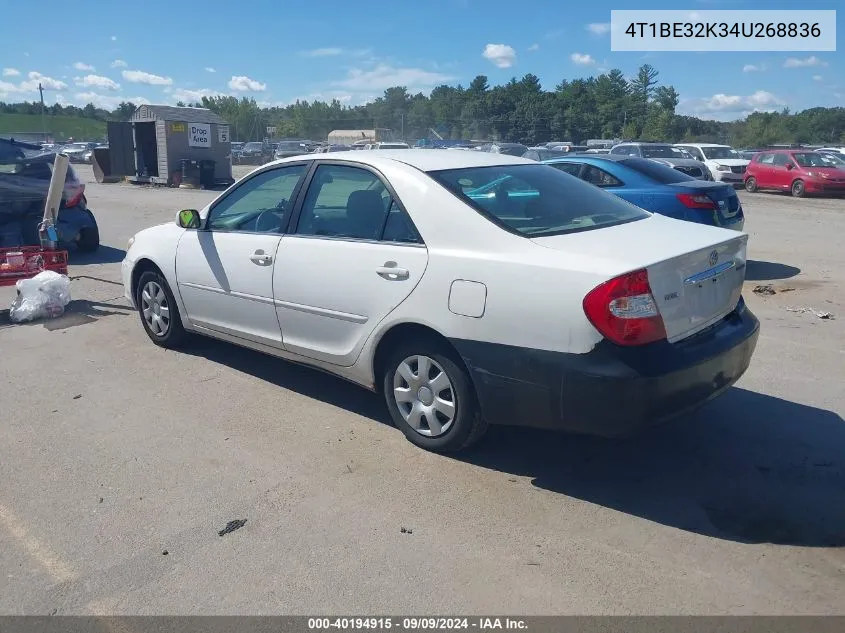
[
  {"left": 583, "top": 269, "right": 667, "bottom": 346},
  {"left": 64, "top": 183, "right": 85, "bottom": 208},
  {"left": 676, "top": 193, "right": 717, "bottom": 209}
]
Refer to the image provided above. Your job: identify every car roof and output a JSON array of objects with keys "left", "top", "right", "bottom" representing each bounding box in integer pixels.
[
  {"left": 267, "top": 149, "right": 532, "bottom": 171},
  {"left": 543, "top": 154, "right": 630, "bottom": 163},
  {"left": 615, "top": 142, "right": 673, "bottom": 146},
  {"left": 676, "top": 143, "right": 729, "bottom": 147}
]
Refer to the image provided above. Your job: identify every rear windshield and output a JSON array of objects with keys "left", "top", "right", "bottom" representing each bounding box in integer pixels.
[
  {"left": 619, "top": 157, "right": 696, "bottom": 184},
  {"left": 792, "top": 152, "right": 831, "bottom": 167},
  {"left": 640, "top": 145, "right": 689, "bottom": 159},
  {"left": 428, "top": 164, "right": 649, "bottom": 237}
]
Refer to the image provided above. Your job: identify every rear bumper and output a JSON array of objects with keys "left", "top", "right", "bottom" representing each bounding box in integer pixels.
[{"left": 451, "top": 300, "right": 759, "bottom": 437}]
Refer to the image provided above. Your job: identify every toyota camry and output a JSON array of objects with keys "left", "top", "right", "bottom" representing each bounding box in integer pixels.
[{"left": 122, "top": 150, "right": 759, "bottom": 452}]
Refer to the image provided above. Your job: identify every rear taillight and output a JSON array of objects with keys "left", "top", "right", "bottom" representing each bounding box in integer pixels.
[
  {"left": 583, "top": 269, "right": 667, "bottom": 346},
  {"left": 676, "top": 193, "right": 717, "bottom": 209},
  {"left": 64, "top": 183, "right": 85, "bottom": 208}
]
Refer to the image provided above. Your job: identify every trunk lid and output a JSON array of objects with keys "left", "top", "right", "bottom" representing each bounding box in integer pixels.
[{"left": 532, "top": 214, "right": 748, "bottom": 343}]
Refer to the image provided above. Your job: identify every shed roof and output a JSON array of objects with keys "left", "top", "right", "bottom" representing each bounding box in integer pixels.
[{"left": 131, "top": 105, "right": 227, "bottom": 125}]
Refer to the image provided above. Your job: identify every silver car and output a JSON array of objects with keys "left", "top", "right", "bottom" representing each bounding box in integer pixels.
[{"left": 609, "top": 143, "right": 713, "bottom": 180}]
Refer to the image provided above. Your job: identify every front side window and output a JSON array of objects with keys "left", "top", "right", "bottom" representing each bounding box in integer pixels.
[
  {"left": 296, "top": 164, "right": 393, "bottom": 240},
  {"left": 772, "top": 154, "right": 790, "bottom": 167},
  {"left": 206, "top": 164, "right": 306, "bottom": 232},
  {"left": 429, "top": 164, "right": 649, "bottom": 238}
]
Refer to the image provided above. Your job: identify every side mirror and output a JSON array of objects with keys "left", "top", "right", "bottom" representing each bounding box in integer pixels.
[
  {"left": 785, "top": 163, "right": 794, "bottom": 170},
  {"left": 177, "top": 209, "right": 201, "bottom": 229}
]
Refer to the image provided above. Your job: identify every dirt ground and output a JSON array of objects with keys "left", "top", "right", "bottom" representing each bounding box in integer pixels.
[{"left": 1, "top": 164, "right": 844, "bottom": 615}]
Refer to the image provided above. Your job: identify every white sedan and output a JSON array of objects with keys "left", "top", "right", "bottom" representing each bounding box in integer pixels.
[{"left": 122, "top": 150, "right": 759, "bottom": 452}]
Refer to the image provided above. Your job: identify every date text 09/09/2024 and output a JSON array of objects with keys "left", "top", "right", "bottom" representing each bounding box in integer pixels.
[
  {"left": 624, "top": 22, "right": 821, "bottom": 39},
  {"left": 308, "top": 618, "right": 527, "bottom": 630}
]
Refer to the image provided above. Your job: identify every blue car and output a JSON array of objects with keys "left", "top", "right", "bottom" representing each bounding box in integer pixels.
[{"left": 542, "top": 154, "right": 745, "bottom": 230}]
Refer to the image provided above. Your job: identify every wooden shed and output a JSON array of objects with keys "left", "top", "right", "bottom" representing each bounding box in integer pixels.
[{"left": 107, "top": 105, "right": 233, "bottom": 187}]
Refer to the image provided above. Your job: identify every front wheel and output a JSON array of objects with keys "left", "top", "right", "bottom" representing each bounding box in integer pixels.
[
  {"left": 791, "top": 179, "right": 805, "bottom": 198},
  {"left": 135, "top": 270, "right": 187, "bottom": 348},
  {"left": 382, "top": 342, "right": 487, "bottom": 452},
  {"left": 745, "top": 176, "right": 758, "bottom": 193}
]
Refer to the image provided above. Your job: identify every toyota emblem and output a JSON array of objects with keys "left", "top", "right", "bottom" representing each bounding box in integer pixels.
[{"left": 709, "top": 250, "right": 719, "bottom": 266}]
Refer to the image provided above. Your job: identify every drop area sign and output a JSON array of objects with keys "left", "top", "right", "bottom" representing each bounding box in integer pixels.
[{"left": 188, "top": 123, "right": 211, "bottom": 148}]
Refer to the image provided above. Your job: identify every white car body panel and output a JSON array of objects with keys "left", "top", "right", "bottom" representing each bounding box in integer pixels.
[{"left": 122, "top": 150, "right": 749, "bottom": 393}]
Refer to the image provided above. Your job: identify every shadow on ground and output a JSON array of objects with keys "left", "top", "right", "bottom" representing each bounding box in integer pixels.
[
  {"left": 0, "top": 298, "right": 132, "bottom": 331},
  {"left": 183, "top": 338, "right": 845, "bottom": 548},
  {"left": 746, "top": 260, "right": 801, "bottom": 281},
  {"left": 69, "top": 245, "right": 127, "bottom": 265}
]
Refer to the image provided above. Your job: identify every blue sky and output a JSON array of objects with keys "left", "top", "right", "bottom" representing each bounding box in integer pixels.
[{"left": 1, "top": 0, "right": 841, "bottom": 121}]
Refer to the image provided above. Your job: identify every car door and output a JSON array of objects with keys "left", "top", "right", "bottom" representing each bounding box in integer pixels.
[
  {"left": 273, "top": 162, "right": 429, "bottom": 367},
  {"left": 175, "top": 162, "right": 309, "bottom": 346},
  {"left": 754, "top": 153, "right": 775, "bottom": 188},
  {"left": 770, "top": 154, "right": 793, "bottom": 190}
]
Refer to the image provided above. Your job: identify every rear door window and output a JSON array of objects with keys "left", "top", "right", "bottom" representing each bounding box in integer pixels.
[
  {"left": 581, "top": 165, "right": 623, "bottom": 187},
  {"left": 758, "top": 153, "right": 775, "bottom": 164}
]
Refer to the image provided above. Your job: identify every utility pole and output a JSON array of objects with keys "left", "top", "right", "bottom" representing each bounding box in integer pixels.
[
  {"left": 39, "top": 82, "right": 46, "bottom": 141},
  {"left": 400, "top": 112, "right": 405, "bottom": 141}
]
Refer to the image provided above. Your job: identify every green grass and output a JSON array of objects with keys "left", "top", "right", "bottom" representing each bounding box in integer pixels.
[{"left": 0, "top": 113, "right": 106, "bottom": 142}]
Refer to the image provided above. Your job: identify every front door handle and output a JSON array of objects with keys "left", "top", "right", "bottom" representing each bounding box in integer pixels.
[
  {"left": 376, "top": 263, "right": 409, "bottom": 280},
  {"left": 250, "top": 250, "right": 272, "bottom": 265}
]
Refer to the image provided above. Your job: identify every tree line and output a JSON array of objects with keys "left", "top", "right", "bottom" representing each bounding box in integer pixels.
[{"left": 2, "top": 64, "right": 844, "bottom": 146}]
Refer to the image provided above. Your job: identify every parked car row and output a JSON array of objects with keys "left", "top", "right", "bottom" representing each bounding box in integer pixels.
[{"left": 744, "top": 149, "right": 845, "bottom": 197}]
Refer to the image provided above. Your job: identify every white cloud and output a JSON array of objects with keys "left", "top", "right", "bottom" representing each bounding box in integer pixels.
[
  {"left": 813, "top": 75, "right": 823, "bottom": 81},
  {"left": 784, "top": 56, "right": 828, "bottom": 68},
  {"left": 679, "top": 90, "right": 785, "bottom": 120},
  {"left": 570, "top": 53, "right": 596, "bottom": 66},
  {"left": 171, "top": 88, "right": 223, "bottom": 103},
  {"left": 73, "top": 62, "right": 95, "bottom": 71},
  {"left": 527, "top": 43, "right": 540, "bottom": 52},
  {"left": 110, "top": 59, "right": 128, "bottom": 68},
  {"left": 204, "top": 67, "right": 216, "bottom": 73},
  {"left": 2, "top": 67, "right": 20, "bottom": 77},
  {"left": 75, "top": 92, "right": 150, "bottom": 109},
  {"left": 482, "top": 43, "right": 516, "bottom": 69},
  {"left": 332, "top": 64, "right": 455, "bottom": 92},
  {"left": 111, "top": 35, "right": 117, "bottom": 41},
  {"left": 228, "top": 75, "right": 267, "bottom": 91},
  {"left": 742, "top": 63, "right": 766, "bottom": 72},
  {"left": 586, "top": 22, "right": 611, "bottom": 35},
  {"left": 20, "top": 72, "right": 68, "bottom": 91},
  {"left": 299, "top": 47, "right": 344, "bottom": 57},
  {"left": 122, "top": 69, "right": 173, "bottom": 85},
  {"left": 75, "top": 74, "right": 120, "bottom": 90}
]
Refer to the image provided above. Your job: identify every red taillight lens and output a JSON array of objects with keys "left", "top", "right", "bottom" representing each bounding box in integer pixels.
[
  {"left": 676, "top": 193, "right": 717, "bottom": 209},
  {"left": 64, "top": 183, "right": 85, "bottom": 208},
  {"left": 583, "top": 269, "right": 667, "bottom": 346}
]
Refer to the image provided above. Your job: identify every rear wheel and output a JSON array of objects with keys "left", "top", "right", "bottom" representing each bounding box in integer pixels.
[
  {"left": 382, "top": 340, "right": 487, "bottom": 452},
  {"left": 76, "top": 209, "right": 99, "bottom": 252},
  {"left": 791, "top": 179, "right": 805, "bottom": 198},
  {"left": 744, "top": 176, "right": 758, "bottom": 193},
  {"left": 135, "top": 270, "right": 186, "bottom": 348}
]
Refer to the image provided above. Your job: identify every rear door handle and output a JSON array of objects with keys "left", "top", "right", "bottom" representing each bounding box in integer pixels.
[
  {"left": 250, "top": 250, "right": 272, "bottom": 265},
  {"left": 376, "top": 265, "right": 409, "bottom": 280}
]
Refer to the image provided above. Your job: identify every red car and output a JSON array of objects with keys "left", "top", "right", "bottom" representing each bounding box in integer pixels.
[{"left": 744, "top": 149, "right": 845, "bottom": 197}]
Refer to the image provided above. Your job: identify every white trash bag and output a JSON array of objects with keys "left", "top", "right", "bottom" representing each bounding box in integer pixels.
[{"left": 8, "top": 270, "right": 72, "bottom": 323}]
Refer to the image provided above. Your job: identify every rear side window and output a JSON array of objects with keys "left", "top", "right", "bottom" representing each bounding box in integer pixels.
[
  {"left": 428, "top": 164, "right": 649, "bottom": 238},
  {"left": 582, "top": 165, "right": 622, "bottom": 187},
  {"left": 758, "top": 153, "right": 775, "bottom": 164},
  {"left": 618, "top": 157, "right": 695, "bottom": 184},
  {"left": 550, "top": 162, "right": 582, "bottom": 177}
]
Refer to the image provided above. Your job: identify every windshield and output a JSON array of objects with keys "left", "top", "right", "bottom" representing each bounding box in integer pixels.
[
  {"left": 640, "top": 145, "right": 688, "bottom": 159},
  {"left": 428, "top": 164, "right": 649, "bottom": 237},
  {"left": 702, "top": 146, "right": 741, "bottom": 159},
  {"left": 819, "top": 153, "right": 845, "bottom": 165},
  {"left": 277, "top": 142, "right": 302, "bottom": 150},
  {"left": 793, "top": 152, "right": 834, "bottom": 167},
  {"left": 619, "top": 157, "right": 696, "bottom": 184},
  {"left": 495, "top": 144, "right": 528, "bottom": 156},
  {"left": 244, "top": 142, "right": 263, "bottom": 150}
]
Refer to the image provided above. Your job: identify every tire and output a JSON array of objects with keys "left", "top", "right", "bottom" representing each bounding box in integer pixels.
[
  {"left": 744, "top": 176, "right": 758, "bottom": 193},
  {"left": 791, "top": 179, "right": 805, "bottom": 198},
  {"left": 382, "top": 340, "right": 488, "bottom": 452},
  {"left": 76, "top": 209, "right": 99, "bottom": 252},
  {"left": 135, "top": 270, "right": 187, "bottom": 348}
]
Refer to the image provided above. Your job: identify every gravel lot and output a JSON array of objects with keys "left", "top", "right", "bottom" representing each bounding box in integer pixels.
[{"left": 2, "top": 164, "right": 844, "bottom": 615}]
